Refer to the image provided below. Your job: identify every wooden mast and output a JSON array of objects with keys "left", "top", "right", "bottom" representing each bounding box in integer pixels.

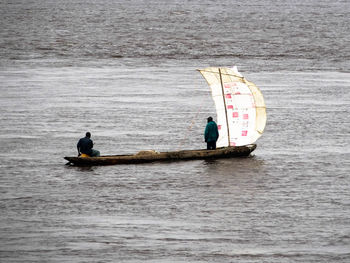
[{"left": 218, "top": 68, "right": 230, "bottom": 146}]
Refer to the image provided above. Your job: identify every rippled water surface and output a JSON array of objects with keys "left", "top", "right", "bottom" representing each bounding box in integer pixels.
[{"left": 1, "top": 0, "right": 350, "bottom": 262}]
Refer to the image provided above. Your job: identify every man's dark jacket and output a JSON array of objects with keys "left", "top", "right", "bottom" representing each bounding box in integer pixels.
[{"left": 77, "top": 136, "right": 93, "bottom": 155}]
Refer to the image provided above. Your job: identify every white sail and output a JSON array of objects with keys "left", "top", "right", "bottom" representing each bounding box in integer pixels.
[{"left": 199, "top": 66, "right": 266, "bottom": 147}]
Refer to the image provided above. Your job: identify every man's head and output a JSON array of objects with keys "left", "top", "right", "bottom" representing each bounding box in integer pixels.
[
  {"left": 207, "top": 116, "right": 213, "bottom": 123},
  {"left": 86, "top": 132, "right": 91, "bottom": 138}
]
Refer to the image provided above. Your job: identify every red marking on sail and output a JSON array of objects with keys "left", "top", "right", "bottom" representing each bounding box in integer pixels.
[
  {"left": 225, "top": 94, "right": 232, "bottom": 99},
  {"left": 233, "top": 112, "right": 239, "bottom": 118},
  {"left": 218, "top": 125, "right": 222, "bottom": 130},
  {"left": 227, "top": 105, "right": 233, "bottom": 110},
  {"left": 230, "top": 142, "right": 236, "bottom": 146},
  {"left": 242, "top": 130, "right": 248, "bottom": 136},
  {"left": 243, "top": 114, "right": 249, "bottom": 120}
]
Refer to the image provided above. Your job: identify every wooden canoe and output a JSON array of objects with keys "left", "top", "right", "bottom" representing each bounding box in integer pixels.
[{"left": 64, "top": 144, "right": 256, "bottom": 166}]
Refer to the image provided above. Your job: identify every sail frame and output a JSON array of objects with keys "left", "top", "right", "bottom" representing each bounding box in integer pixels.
[{"left": 199, "top": 66, "right": 266, "bottom": 147}]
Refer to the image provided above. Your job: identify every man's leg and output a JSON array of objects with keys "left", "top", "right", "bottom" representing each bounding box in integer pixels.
[
  {"left": 207, "top": 141, "right": 216, "bottom": 150},
  {"left": 91, "top": 149, "right": 100, "bottom": 157}
]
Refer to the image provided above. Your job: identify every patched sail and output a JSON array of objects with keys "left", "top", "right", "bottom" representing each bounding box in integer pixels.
[{"left": 199, "top": 66, "right": 266, "bottom": 147}]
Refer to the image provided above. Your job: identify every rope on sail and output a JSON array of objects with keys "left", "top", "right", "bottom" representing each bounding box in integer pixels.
[
  {"left": 199, "top": 69, "right": 244, "bottom": 80},
  {"left": 176, "top": 106, "right": 202, "bottom": 151},
  {"left": 177, "top": 81, "right": 212, "bottom": 150}
]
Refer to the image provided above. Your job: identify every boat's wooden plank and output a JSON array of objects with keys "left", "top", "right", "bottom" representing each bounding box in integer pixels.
[{"left": 64, "top": 144, "right": 256, "bottom": 166}]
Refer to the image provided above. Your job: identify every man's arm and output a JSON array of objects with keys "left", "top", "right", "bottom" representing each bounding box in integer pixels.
[
  {"left": 77, "top": 140, "right": 81, "bottom": 156},
  {"left": 215, "top": 124, "right": 219, "bottom": 141},
  {"left": 204, "top": 125, "right": 209, "bottom": 142}
]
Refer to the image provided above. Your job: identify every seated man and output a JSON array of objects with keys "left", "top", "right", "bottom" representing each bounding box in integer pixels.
[{"left": 77, "top": 132, "right": 100, "bottom": 157}]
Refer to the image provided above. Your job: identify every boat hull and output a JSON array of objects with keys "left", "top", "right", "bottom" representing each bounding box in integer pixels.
[{"left": 64, "top": 144, "right": 256, "bottom": 166}]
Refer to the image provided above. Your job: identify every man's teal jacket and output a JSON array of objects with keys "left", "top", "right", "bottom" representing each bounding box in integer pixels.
[{"left": 204, "top": 121, "right": 219, "bottom": 142}]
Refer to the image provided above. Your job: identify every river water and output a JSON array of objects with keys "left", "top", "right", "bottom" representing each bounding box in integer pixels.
[{"left": 1, "top": 0, "right": 350, "bottom": 262}]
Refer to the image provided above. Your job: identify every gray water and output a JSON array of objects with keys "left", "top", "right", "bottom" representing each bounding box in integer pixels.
[{"left": 1, "top": 0, "right": 350, "bottom": 262}]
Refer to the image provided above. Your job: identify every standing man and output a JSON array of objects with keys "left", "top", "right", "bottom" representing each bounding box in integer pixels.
[
  {"left": 204, "top": 117, "right": 219, "bottom": 150},
  {"left": 77, "top": 132, "right": 100, "bottom": 157}
]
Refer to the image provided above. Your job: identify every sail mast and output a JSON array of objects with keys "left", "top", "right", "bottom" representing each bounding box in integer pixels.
[{"left": 218, "top": 68, "right": 230, "bottom": 146}]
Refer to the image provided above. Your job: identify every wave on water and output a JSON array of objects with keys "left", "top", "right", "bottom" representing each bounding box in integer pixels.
[{"left": 0, "top": 0, "right": 349, "bottom": 71}]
